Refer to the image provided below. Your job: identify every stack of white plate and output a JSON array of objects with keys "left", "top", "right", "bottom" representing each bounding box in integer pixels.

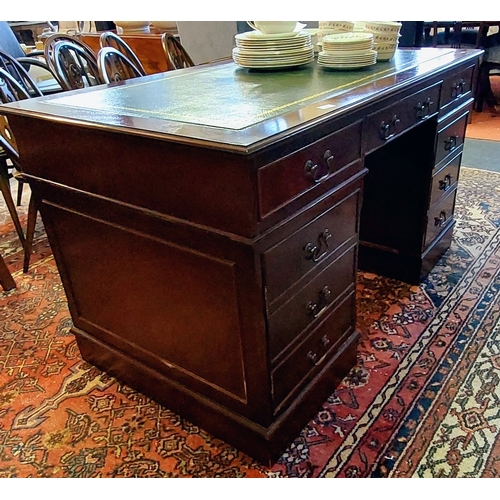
[
  {"left": 363, "top": 21, "right": 402, "bottom": 61},
  {"left": 318, "top": 32, "right": 377, "bottom": 70},
  {"left": 233, "top": 30, "right": 314, "bottom": 70}
]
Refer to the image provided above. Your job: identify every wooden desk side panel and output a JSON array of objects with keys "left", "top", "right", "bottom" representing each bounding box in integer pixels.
[
  {"left": 34, "top": 182, "right": 274, "bottom": 424},
  {"left": 11, "top": 117, "right": 260, "bottom": 238}
]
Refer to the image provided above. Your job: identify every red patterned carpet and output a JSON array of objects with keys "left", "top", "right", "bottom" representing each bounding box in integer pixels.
[{"left": 1, "top": 167, "right": 500, "bottom": 478}]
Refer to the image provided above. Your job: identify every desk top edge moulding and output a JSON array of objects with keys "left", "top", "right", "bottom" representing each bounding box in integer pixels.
[
  {"left": 0, "top": 47, "right": 483, "bottom": 464},
  {"left": 2, "top": 48, "right": 480, "bottom": 152}
]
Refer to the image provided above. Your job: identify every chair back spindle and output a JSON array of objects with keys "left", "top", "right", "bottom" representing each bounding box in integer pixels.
[
  {"left": 97, "top": 47, "right": 144, "bottom": 83},
  {"left": 99, "top": 32, "right": 147, "bottom": 76},
  {"left": 161, "top": 33, "right": 195, "bottom": 70}
]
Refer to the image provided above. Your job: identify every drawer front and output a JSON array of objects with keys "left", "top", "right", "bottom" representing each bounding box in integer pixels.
[
  {"left": 439, "top": 65, "right": 475, "bottom": 112},
  {"left": 435, "top": 111, "right": 469, "bottom": 165},
  {"left": 429, "top": 152, "right": 461, "bottom": 208},
  {"left": 364, "top": 83, "right": 440, "bottom": 153},
  {"left": 263, "top": 189, "right": 359, "bottom": 305},
  {"left": 424, "top": 188, "right": 457, "bottom": 248},
  {"left": 258, "top": 121, "right": 362, "bottom": 218},
  {"left": 271, "top": 292, "right": 355, "bottom": 409},
  {"left": 268, "top": 244, "right": 356, "bottom": 361}
]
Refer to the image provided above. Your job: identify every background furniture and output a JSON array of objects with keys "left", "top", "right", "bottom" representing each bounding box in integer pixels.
[
  {"left": 0, "top": 67, "right": 41, "bottom": 272},
  {"left": 0, "top": 252, "right": 15, "bottom": 290},
  {"left": 0, "top": 22, "right": 61, "bottom": 95},
  {"left": 80, "top": 33, "right": 168, "bottom": 74},
  {"left": 1, "top": 48, "right": 481, "bottom": 464},
  {"left": 160, "top": 33, "right": 194, "bottom": 70},
  {"left": 47, "top": 40, "right": 101, "bottom": 90},
  {"left": 97, "top": 47, "right": 143, "bottom": 83},
  {"left": 99, "top": 32, "right": 147, "bottom": 76},
  {"left": 7, "top": 21, "right": 53, "bottom": 45}
]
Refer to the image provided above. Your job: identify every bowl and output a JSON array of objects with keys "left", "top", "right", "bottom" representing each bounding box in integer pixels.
[
  {"left": 374, "top": 43, "right": 399, "bottom": 51},
  {"left": 372, "top": 33, "right": 401, "bottom": 43},
  {"left": 364, "top": 21, "right": 402, "bottom": 34},
  {"left": 246, "top": 21, "right": 298, "bottom": 34},
  {"left": 318, "top": 21, "right": 354, "bottom": 32}
]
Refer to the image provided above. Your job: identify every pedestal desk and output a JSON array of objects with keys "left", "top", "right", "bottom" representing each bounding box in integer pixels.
[{"left": 1, "top": 48, "right": 482, "bottom": 464}]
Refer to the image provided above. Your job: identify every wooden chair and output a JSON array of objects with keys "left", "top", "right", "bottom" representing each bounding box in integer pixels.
[
  {"left": 48, "top": 39, "right": 102, "bottom": 90},
  {"left": 0, "top": 250, "right": 15, "bottom": 290},
  {"left": 0, "top": 22, "right": 62, "bottom": 95},
  {"left": 160, "top": 33, "right": 195, "bottom": 70},
  {"left": 0, "top": 48, "right": 47, "bottom": 101},
  {"left": 97, "top": 47, "right": 144, "bottom": 84},
  {"left": 43, "top": 32, "right": 97, "bottom": 65},
  {"left": 474, "top": 61, "right": 500, "bottom": 112},
  {"left": 0, "top": 67, "right": 41, "bottom": 272},
  {"left": 99, "top": 31, "right": 147, "bottom": 76}
]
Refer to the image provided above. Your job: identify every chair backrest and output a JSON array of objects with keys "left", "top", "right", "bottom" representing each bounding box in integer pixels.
[
  {"left": 0, "top": 49, "right": 43, "bottom": 98},
  {"left": 97, "top": 47, "right": 144, "bottom": 84},
  {"left": 50, "top": 40, "right": 102, "bottom": 90},
  {"left": 0, "top": 67, "right": 33, "bottom": 160},
  {"left": 43, "top": 33, "right": 97, "bottom": 81},
  {"left": 0, "top": 21, "right": 26, "bottom": 59},
  {"left": 161, "top": 33, "right": 195, "bottom": 70},
  {"left": 99, "top": 31, "right": 147, "bottom": 76}
]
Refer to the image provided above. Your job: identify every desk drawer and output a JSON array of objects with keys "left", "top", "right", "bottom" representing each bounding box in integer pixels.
[
  {"left": 364, "top": 83, "right": 440, "bottom": 153},
  {"left": 435, "top": 110, "right": 469, "bottom": 165},
  {"left": 268, "top": 244, "right": 356, "bottom": 361},
  {"left": 439, "top": 65, "right": 475, "bottom": 113},
  {"left": 424, "top": 188, "right": 457, "bottom": 248},
  {"left": 429, "top": 152, "right": 461, "bottom": 209},
  {"left": 271, "top": 291, "right": 354, "bottom": 409},
  {"left": 258, "top": 121, "right": 362, "bottom": 218},
  {"left": 263, "top": 188, "right": 359, "bottom": 305}
]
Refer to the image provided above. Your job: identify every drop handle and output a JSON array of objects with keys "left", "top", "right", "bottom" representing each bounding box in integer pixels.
[
  {"left": 414, "top": 97, "right": 434, "bottom": 119},
  {"left": 451, "top": 78, "right": 466, "bottom": 99},
  {"left": 379, "top": 115, "right": 400, "bottom": 140},
  {"left": 304, "top": 229, "right": 332, "bottom": 262},
  {"left": 444, "top": 135, "right": 459, "bottom": 151},
  {"left": 306, "top": 285, "right": 333, "bottom": 319},
  {"left": 439, "top": 174, "right": 452, "bottom": 191},
  {"left": 434, "top": 211, "right": 448, "bottom": 227},
  {"left": 306, "top": 336, "right": 331, "bottom": 366},
  {"left": 304, "top": 149, "right": 334, "bottom": 184}
]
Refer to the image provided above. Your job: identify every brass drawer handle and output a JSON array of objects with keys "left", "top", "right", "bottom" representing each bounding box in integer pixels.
[
  {"left": 304, "top": 229, "right": 332, "bottom": 262},
  {"left": 438, "top": 174, "right": 452, "bottom": 191},
  {"left": 303, "top": 150, "right": 334, "bottom": 184},
  {"left": 451, "top": 78, "right": 466, "bottom": 99},
  {"left": 434, "top": 211, "right": 448, "bottom": 227},
  {"left": 306, "top": 336, "right": 331, "bottom": 366},
  {"left": 306, "top": 285, "right": 333, "bottom": 318},
  {"left": 379, "top": 115, "right": 400, "bottom": 140},
  {"left": 444, "top": 135, "right": 459, "bottom": 152},
  {"left": 414, "top": 97, "right": 434, "bottom": 120}
]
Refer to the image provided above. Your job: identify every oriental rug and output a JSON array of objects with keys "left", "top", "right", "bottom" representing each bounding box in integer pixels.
[{"left": 1, "top": 166, "right": 500, "bottom": 478}]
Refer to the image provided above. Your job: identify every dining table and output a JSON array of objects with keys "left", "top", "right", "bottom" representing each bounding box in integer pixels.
[{"left": 0, "top": 46, "right": 483, "bottom": 464}]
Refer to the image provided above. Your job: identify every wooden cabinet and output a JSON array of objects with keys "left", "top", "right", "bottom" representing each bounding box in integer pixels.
[{"left": 1, "top": 48, "right": 482, "bottom": 465}]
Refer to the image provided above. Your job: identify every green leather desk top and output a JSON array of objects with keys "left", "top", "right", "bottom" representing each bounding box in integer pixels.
[{"left": 1, "top": 48, "right": 482, "bottom": 152}]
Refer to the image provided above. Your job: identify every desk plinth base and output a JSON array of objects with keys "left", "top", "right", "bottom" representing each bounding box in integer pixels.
[{"left": 73, "top": 325, "right": 360, "bottom": 466}]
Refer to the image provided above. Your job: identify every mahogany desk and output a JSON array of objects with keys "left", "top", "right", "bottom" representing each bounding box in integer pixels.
[{"left": 1, "top": 48, "right": 482, "bottom": 464}]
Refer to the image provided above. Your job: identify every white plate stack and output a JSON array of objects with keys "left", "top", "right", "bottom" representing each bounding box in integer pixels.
[
  {"left": 318, "top": 32, "right": 377, "bottom": 70},
  {"left": 363, "top": 21, "right": 402, "bottom": 61},
  {"left": 232, "top": 30, "right": 314, "bottom": 70}
]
